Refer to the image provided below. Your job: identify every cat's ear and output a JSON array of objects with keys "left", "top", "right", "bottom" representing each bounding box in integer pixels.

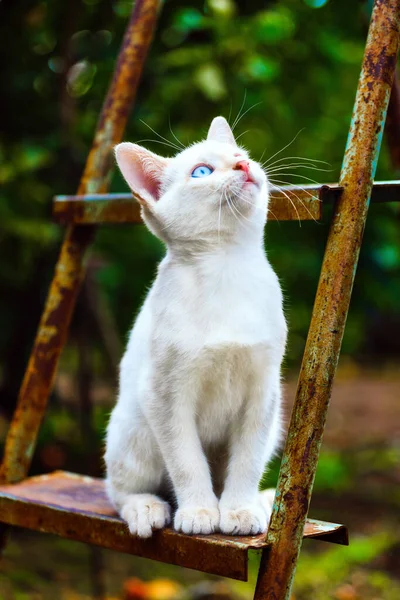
[
  {"left": 114, "top": 142, "right": 168, "bottom": 204},
  {"left": 207, "top": 116, "right": 236, "bottom": 146}
]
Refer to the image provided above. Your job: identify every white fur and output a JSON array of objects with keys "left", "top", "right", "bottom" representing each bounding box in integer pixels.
[{"left": 105, "top": 117, "right": 287, "bottom": 538}]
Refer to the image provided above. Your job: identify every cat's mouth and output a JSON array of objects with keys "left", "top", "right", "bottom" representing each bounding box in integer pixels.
[
  {"left": 241, "top": 172, "right": 260, "bottom": 189},
  {"left": 238, "top": 165, "right": 260, "bottom": 189}
]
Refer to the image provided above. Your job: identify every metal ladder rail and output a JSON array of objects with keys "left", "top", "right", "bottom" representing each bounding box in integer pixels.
[{"left": 254, "top": 2, "right": 400, "bottom": 599}]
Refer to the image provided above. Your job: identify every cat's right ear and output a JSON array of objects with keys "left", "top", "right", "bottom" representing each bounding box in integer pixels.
[
  {"left": 207, "top": 116, "right": 236, "bottom": 146},
  {"left": 114, "top": 143, "right": 168, "bottom": 205}
]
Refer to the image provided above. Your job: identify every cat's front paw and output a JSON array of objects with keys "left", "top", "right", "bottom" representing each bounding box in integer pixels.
[
  {"left": 121, "top": 494, "right": 171, "bottom": 538},
  {"left": 174, "top": 506, "right": 220, "bottom": 535},
  {"left": 219, "top": 504, "right": 269, "bottom": 536}
]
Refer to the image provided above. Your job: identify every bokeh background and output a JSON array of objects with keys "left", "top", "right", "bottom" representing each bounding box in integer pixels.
[{"left": 0, "top": 0, "right": 399, "bottom": 599}]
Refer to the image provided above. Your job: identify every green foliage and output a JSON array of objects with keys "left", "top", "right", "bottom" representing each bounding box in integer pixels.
[
  {"left": 294, "top": 532, "right": 400, "bottom": 599},
  {"left": 313, "top": 450, "right": 351, "bottom": 492},
  {"left": 238, "top": 528, "right": 400, "bottom": 600},
  {"left": 0, "top": 0, "right": 399, "bottom": 370}
]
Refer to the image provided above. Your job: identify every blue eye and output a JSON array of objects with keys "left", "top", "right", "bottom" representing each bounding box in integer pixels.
[{"left": 191, "top": 165, "right": 214, "bottom": 178}]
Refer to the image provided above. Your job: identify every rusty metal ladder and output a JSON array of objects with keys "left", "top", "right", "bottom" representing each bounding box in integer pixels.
[{"left": 1, "top": 1, "right": 399, "bottom": 598}]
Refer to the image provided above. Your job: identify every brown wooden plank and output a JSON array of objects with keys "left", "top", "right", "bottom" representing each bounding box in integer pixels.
[
  {"left": 0, "top": 471, "right": 249, "bottom": 580},
  {"left": 0, "top": 471, "right": 348, "bottom": 580}
]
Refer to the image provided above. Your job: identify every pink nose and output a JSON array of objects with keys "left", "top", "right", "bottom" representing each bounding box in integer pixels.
[{"left": 234, "top": 160, "right": 250, "bottom": 175}]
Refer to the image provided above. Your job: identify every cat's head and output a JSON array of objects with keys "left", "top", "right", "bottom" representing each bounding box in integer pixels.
[{"left": 115, "top": 117, "right": 268, "bottom": 248}]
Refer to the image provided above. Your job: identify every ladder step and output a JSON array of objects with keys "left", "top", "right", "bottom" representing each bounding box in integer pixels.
[
  {"left": 52, "top": 181, "right": 400, "bottom": 225},
  {"left": 53, "top": 185, "right": 327, "bottom": 224},
  {"left": 0, "top": 471, "right": 348, "bottom": 581}
]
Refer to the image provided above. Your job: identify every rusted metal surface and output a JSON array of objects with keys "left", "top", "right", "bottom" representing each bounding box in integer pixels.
[
  {"left": 0, "top": 0, "right": 160, "bottom": 486},
  {"left": 0, "top": 471, "right": 348, "bottom": 580},
  {"left": 302, "top": 519, "right": 348, "bottom": 546},
  {"left": 51, "top": 180, "right": 400, "bottom": 225},
  {"left": 54, "top": 193, "right": 144, "bottom": 224},
  {"left": 255, "top": 2, "right": 400, "bottom": 599}
]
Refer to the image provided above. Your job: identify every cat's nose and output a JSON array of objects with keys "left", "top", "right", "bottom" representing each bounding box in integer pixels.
[{"left": 233, "top": 160, "right": 250, "bottom": 175}]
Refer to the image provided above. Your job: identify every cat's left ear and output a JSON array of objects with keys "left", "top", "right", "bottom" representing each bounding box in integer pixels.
[
  {"left": 114, "top": 142, "right": 169, "bottom": 204},
  {"left": 207, "top": 116, "right": 236, "bottom": 146}
]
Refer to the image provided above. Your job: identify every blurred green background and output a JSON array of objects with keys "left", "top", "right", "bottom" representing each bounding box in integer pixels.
[{"left": 0, "top": 0, "right": 399, "bottom": 599}]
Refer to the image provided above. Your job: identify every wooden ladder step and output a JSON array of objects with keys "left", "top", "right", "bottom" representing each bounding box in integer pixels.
[
  {"left": 52, "top": 181, "right": 400, "bottom": 225},
  {"left": 0, "top": 471, "right": 348, "bottom": 581}
]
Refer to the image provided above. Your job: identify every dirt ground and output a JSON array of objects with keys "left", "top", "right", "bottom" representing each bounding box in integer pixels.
[{"left": 284, "top": 362, "right": 400, "bottom": 450}]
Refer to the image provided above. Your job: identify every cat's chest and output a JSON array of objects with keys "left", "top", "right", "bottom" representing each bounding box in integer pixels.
[
  {"left": 152, "top": 257, "right": 283, "bottom": 347},
  {"left": 194, "top": 343, "right": 270, "bottom": 443}
]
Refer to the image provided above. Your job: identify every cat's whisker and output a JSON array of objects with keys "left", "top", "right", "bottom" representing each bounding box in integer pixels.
[
  {"left": 268, "top": 178, "right": 317, "bottom": 192},
  {"left": 218, "top": 188, "right": 223, "bottom": 244},
  {"left": 268, "top": 177, "right": 318, "bottom": 193},
  {"left": 229, "top": 185, "right": 258, "bottom": 207},
  {"left": 283, "top": 189, "right": 319, "bottom": 223},
  {"left": 232, "top": 199, "right": 258, "bottom": 227},
  {"left": 225, "top": 192, "right": 246, "bottom": 228},
  {"left": 225, "top": 194, "right": 238, "bottom": 222},
  {"left": 229, "top": 197, "right": 251, "bottom": 227},
  {"left": 265, "top": 164, "right": 332, "bottom": 174},
  {"left": 261, "top": 129, "right": 306, "bottom": 167},
  {"left": 139, "top": 119, "right": 182, "bottom": 150},
  {"left": 231, "top": 102, "right": 263, "bottom": 132},
  {"left": 264, "top": 164, "right": 319, "bottom": 173},
  {"left": 264, "top": 155, "right": 330, "bottom": 168},
  {"left": 232, "top": 188, "right": 280, "bottom": 223},
  {"left": 270, "top": 184, "right": 302, "bottom": 226},
  {"left": 269, "top": 183, "right": 318, "bottom": 204},
  {"left": 262, "top": 157, "right": 329, "bottom": 168},
  {"left": 139, "top": 119, "right": 182, "bottom": 152},
  {"left": 261, "top": 163, "right": 332, "bottom": 176},
  {"left": 269, "top": 180, "right": 320, "bottom": 223},
  {"left": 227, "top": 190, "right": 257, "bottom": 227},
  {"left": 265, "top": 160, "right": 330, "bottom": 171},
  {"left": 232, "top": 191, "right": 261, "bottom": 211},
  {"left": 231, "top": 90, "right": 247, "bottom": 130},
  {"left": 228, "top": 99, "right": 233, "bottom": 127},
  {"left": 136, "top": 138, "right": 182, "bottom": 153},
  {"left": 225, "top": 193, "right": 238, "bottom": 225},
  {"left": 267, "top": 206, "right": 281, "bottom": 223},
  {"left": 235, "top": 129, "right": 251, "bottom": 142},
  {"left": 212, "top": 193, "right": 227, "bottom": 295},
  {"left": 269, "top": 172, "right": 322, "bottom": 185},
  {"left": 269, "top": 181, "right": 324, "bottom": 222},
  {"left": 168, "top": 116, "right": 186, "bottom": 149}
]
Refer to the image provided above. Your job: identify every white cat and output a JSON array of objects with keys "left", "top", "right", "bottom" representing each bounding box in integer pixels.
[{"left": 105, "top": 116, "right": 287, "bottom": 538}]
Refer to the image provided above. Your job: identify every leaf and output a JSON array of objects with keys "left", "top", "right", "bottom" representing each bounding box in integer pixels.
[
  {"left": 244, "top": 55, "right": 280, "bottom": 82},
  {"left": 194, "top": 63, "right": 227, "bottom": 101},
  {"left": 254, "top": 8, "right": 295, "bottom": 43},
  {"left": 67, "top": 60, "right": 97, "bottom": 97}
]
